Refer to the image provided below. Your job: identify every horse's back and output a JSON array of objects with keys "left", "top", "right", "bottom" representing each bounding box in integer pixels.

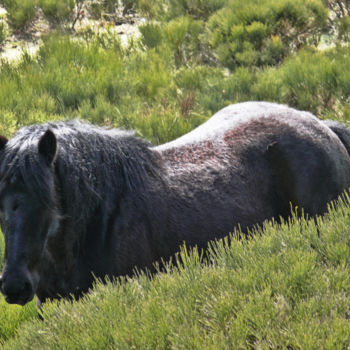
[
  {"left": 155, "top": 101, "right": 350, "bottom": 221},
  {"left": 155, "top": 102, "right": 318, "bottom": 151}
]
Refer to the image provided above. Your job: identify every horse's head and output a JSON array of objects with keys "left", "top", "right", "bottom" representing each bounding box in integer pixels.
[{"left": 0, "top": 130, "right": 59, "bottom": 305}]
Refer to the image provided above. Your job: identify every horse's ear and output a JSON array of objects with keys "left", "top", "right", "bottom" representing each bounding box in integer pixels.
[
  {"left": 38, "top": 129, "right": 57, "bottom": 165},
  {"left": 0, "top": 135, "right": 8, "bottom": 151}
]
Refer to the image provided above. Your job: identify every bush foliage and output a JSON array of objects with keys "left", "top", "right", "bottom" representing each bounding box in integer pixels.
[
  {"left": 206, "top": 0, "right": 328, "bottom": 69},
  {"left": 38, "top": 0, "right": 75, "bottom": 24},
  {"left": 1, "top": 34, "right": 350, "bottom": 141},
  {"left": 3, "top": 199, "right": 350, "bottom": 348},
  {"left": 0, "top": 19, "right": 7, "bottom": 44},
  {"left": 0, "top": 0, "right": 37, "bottom": 30}
]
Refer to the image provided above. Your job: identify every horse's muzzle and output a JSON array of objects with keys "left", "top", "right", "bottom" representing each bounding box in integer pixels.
[{"left": 0, "top": 273, "right": 34, "bottom": 305}]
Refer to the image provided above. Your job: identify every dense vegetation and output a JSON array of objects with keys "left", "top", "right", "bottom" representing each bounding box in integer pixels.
[
  {"left": 3, "top": 202, "right": 350, "bottom": 349},
  {"left": 0, "top": 0, "right": 350, "bottom": 348}
]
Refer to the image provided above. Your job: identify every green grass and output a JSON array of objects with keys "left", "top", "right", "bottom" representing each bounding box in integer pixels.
[
  {"left": 0, "top": 300, "right": 37, "bottom": 346},
  {"left": 0, "top": 33, "right": 216, "bottom": 143},
  {"left": 2, "top": 199, "right": 350, "bottom": 348},
  {"left": 1, "top": 32, "right": 350, "bottom": 143}
]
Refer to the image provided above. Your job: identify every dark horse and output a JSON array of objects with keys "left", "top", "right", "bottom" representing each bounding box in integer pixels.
[{"left": 0, "top": 101, "right": 350, "bottom": 306}]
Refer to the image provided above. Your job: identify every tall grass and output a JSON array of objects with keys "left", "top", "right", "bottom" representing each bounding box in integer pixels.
[
  {"left": 1, "top": 0, "right": 37, "bottom": 30},
  {"left": 2, "top": 199, "right": 350, "bottom": 348},
  {"left": 0, "top": 32, "right": 230, "bottom": 142},
  {"left": 1, "top": 33, "right": 350, "bottom": 142}
]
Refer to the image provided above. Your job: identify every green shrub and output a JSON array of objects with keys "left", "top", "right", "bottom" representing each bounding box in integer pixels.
[
  {"left": 166, "top": 0, "right": 227, "bottom": 20},
  {"left": 220, "top": 67, "right": 258, "bottom": 104},
  {"left": 173, "top": 65, "right": 252, "bottom": 114},
  {"left": 0, "top": 35, "right": 120, "bottom": 121},
  {"left": 252, "top": 46, "right": 350, "bottom": 116},
  {"left": 1, "top": 0, "right": 37, "bottom": 30},
  {"left": 165, "top": 16, "right": 204, "bottom": 67},
  {"left": 135, "top": 0, "right": 227, "bottom": 20},
  {"left": 0, "top": 19, "right": 8, "bottom": 44},
  {"left": 102, "top": 0, "right": 118, "bottom": 13},
  {"left": 87, "top": 0, "right": 120, "bottom": 20},
  {"left": 4, "top": 199, "right": 350, "bottom": 348},
  {"left": 131, "top": 105, "right": 206, "bottom": 144},
  {"left": 38, "top": 0, "right": 75, "bottom": 24},
  {"left": 1, "top": 29, "right": 350, "bottom": 138},
  {"left": 276, "top": 49, "right": 340, "bottom": 113},
  {"left": 139, "top": 22, "right": 164, "bottom": 49},
  {"left": 78, "top": 26, "right": 123, "bottom": 52},
  {"left": 135, "top": 0, "right": 165, "bottom": 19},
  {"left": 0, "top": 33, "right": 212, "bottom": 143},
  {"left": 140, "top": 17, "right": 212, "bottom": 67},
  {"left": 127, "top": 49, "right": 175, "bottom": 100},
  {"left": 205, "top": 0, "right": 328, "bottom": 69},
  {"left": 337, "top": 16, "right": 350, "bottom": 41}
]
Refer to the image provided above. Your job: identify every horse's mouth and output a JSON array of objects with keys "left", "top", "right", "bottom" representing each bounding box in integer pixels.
[{"left": 4, "top": 292, "right": 34, "bottom": 305}]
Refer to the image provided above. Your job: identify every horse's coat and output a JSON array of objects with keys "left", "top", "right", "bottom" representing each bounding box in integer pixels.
[{"left": 0, "top": 101, "right": 349, "bottom": 306}]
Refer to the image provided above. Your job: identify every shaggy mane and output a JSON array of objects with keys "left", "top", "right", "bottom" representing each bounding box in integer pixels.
[{"left": 0, "top": 120, "right": 161, "bottom": 221}]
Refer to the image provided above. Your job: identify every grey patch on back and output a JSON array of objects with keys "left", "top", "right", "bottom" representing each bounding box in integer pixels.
[{"left": 155, "top": 101, "right": 318, "bottom": 151}]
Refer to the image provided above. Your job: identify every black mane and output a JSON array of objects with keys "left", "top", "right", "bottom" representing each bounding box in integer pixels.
[{"left": 0, "top": 120, "right": 161, "bottom": 222}]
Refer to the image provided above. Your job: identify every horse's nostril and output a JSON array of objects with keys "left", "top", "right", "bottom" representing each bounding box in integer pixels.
[{"left": 22, "top": 281, "right": 32, "bottom": 295}]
